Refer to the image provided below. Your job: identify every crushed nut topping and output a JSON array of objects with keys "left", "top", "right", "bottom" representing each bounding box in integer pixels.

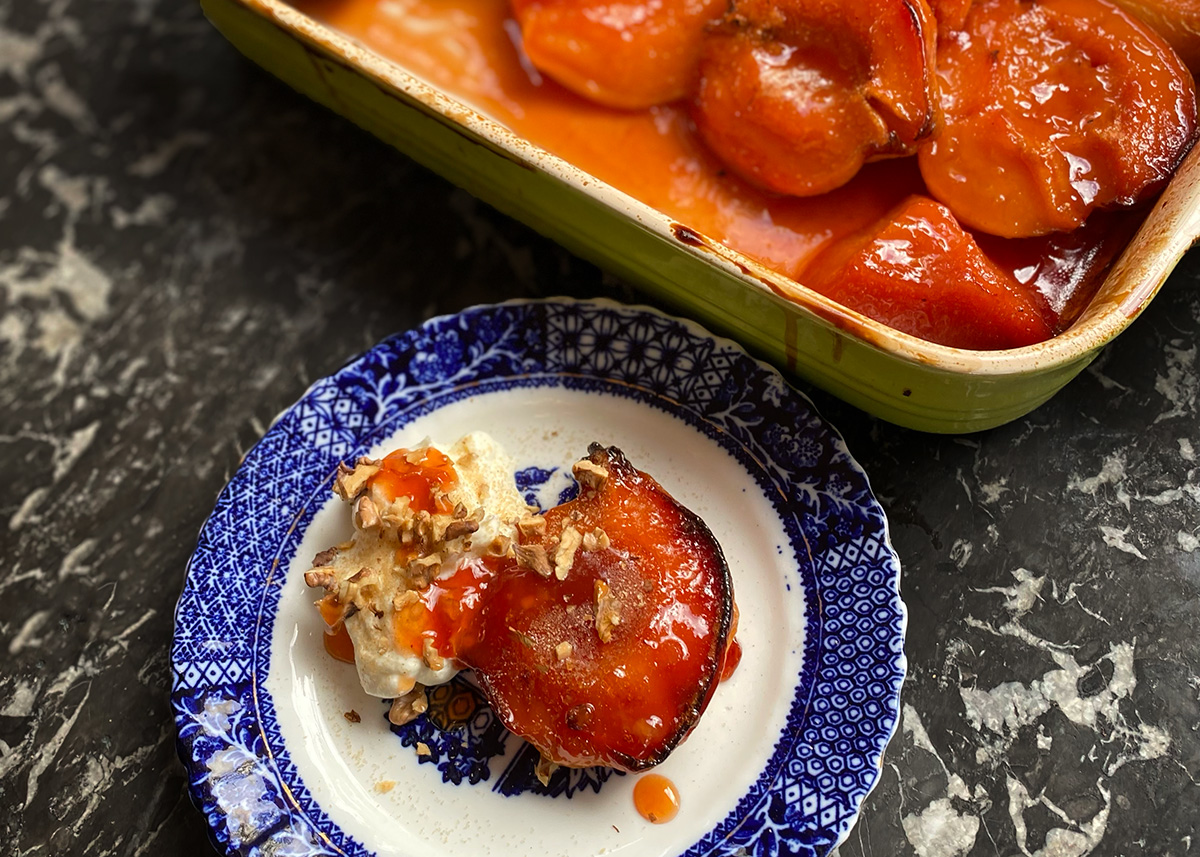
[
  {"left": 354, "top": 495, "right": 380, "bottom": 530},
  {"left": 582, "top": 527, "right": 610, "bottom": 552},
  {"left": 555, "top": 526, "right": 583, "bottom": 580},
  {"left": 484, "top": 533, "right": 512, "bottom": 557},
  {"left": 443, "top": 519, "right": 480, "bottom": 541},
  {"left": 572, "top": 458, "right": 609, "bottom": 492},
  {"left": 423, "top": 637, "right": 446, "bottom": 671},
  {"left": 344, "top": 710, "right": 361, "bottom": 724},
  {"left": 312, "top": 547, "right": 338, "bottom": 568},
  {"left": 594, "top": 579, "right": 622, "bottom": 643},
  {"left": 514, "top": 542, "right": 553, "bottom": 577},
  {"left": 413, "top": 510, "right": 434, "bottom": 551},
  {"left": 333, "top": 458, "right": 381, "bottom": 501},
  {"left": 517, "top": 514, "right": 547, "bottom": 538},
  {"left": 415, "top": 742, "right": 431, "bottom": 757},
  {"left": 408, "top": 554, "right": 442, "bottom": 590},
  {"left": 535, "top": 754, "right": 559, "bottom": 787},
  {"left": 555, "top": 641, "right": 573, "bottom": 661},
  {"left": 380, "top": 496, "right": 414, "bottom": 533},
  {"left": 304, "top": 569, "right": 334, "bottom": 589},
  {"left": 388, "top": 685, "right": 429, "bottom": 726}
]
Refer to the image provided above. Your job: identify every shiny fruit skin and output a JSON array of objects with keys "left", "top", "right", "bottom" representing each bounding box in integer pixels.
[
  {"left": 457, "top": 444, "right": 734, "bottom": 771},
  {"left": 512, "top": 0, "right": 727, "bottom": 109},
  {"left": 691, "top": 0, "right": 940, "bottom": 196},
  {"left": 800, "top": 195, "right": 1056, "bottom": 349},
  {"left": 919, "top": 0, "right": 1197, "bottom": 238}
]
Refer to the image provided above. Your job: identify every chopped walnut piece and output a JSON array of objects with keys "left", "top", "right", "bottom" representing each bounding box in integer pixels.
[
  {"left": 555, "top": 526, "right": 583, "bottom": 580},
  {"left": 393, "top": 589, "right": 419, "bottom": 612},
  {"left": 408, "top": 554, "right": 442, "bottom": 589},
  {"left": 485, "top": 534, "right": 512, "bottom": 558},
  {"left": 517, "top": 514, "right": 547, "bottom": 538},
  {"left": 594, "top": 579, "right": 622, "bottom": 643},
  {"left": 423, "top": 637, "right": 446, "bottom": 671},
  {"left": 514, "top": 543, "right": 553, "bottom": 577},
  {"left": 405, "top": 448, "right": 426, "bottom": 465},
  {"left": 333, "top": 458, "right": 381, "bottom": 501},
  {"left": 312, "top": 547, "right": 338, "bottom": 568},
  {"left": 413, "top": 510, "right": 434, "bottom": 551},
  {"left": 380, "top": 496, "right": 414, "bottom": 533},
  {"left": 304, "top": 569, "right": 334, "bottom": 589},
  {"left": 582, "top": 527, "right": 610, "bottom": 552},
  {"left": 555, "top": 641, "right": 573, "bottom": 661},
  {"left": 388, "top": 685, "right": 429, "bottom": 726},
  {"left": 354, "top": 495, "right": 380, "bottom": 530},
  {"left": 572, "top": 459, "right": 609, "bottom": 492},
  {"left": 535, "top": 754, "right": 559, "bottom": 787},
  {"left": 344, "top": 710, "right": 361, "bottom": 724},
  {"left": 443, "top": 519, "right": 479, "bottom": 541}
]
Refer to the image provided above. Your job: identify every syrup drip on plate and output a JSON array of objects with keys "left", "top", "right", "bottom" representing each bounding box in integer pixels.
[{"left": 633, "top": 773, "right": 681, "bottom": 823}]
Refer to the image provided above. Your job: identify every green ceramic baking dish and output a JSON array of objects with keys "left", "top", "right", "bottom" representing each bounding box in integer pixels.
[{"left": 200, "top": 0, "right": 1200, "bottom": 433}]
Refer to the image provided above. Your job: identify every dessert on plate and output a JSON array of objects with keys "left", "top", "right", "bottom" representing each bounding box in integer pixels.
[{"left": 303, "top": 432, "right": 736, "bottom": 776}]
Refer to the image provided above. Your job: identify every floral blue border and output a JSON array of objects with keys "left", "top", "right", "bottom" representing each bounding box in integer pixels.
[{"left": 171, "top": 298, "right": 905, "bottom": 857}]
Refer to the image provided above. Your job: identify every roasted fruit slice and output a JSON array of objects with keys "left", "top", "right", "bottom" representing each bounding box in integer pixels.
[
  {"left": 800, "top": 195, "right": 1056, "bottom": 349},
  {"left": 691, "top": 0, "right": 941, "bottom": 196},
  {"left": 456, "top": 444, "right": 734, "bottom": 772},
  {"left": 511, "top": 0, "right": 727, "bottom": 109},
  {"left": 918, "top": 0, "right": 1197, "bottom": 238}
]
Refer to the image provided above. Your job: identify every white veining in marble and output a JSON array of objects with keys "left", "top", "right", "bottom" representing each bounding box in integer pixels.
[
  {"left": 1007, "top": 777, "right": 1111, "bottom": 857},
  {"left": 900, "top": 705, "right": 981, "bottom": 857}
]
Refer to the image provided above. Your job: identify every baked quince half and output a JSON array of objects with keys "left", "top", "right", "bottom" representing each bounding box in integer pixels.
[{"left": 459, "top": 444, "right": 735, "bottom": 772}]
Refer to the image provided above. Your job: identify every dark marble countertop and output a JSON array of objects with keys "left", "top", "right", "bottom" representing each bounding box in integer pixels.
[{"left": 2, "top": 0, "right": 1198, "bottom": 854}]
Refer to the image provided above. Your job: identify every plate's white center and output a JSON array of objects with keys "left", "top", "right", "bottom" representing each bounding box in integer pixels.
[{"left": 266, "top": 385, "right": 807, "bottom": 857}]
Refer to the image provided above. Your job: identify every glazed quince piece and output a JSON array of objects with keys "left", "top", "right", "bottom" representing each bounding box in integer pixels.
[
  {"left": 918, "top": 0, "right": 1197, "bottom": 238},
  {"left": 800, "top": 195, "right": 1056, "bottom": 349},
  {"left": 457, "top": 444, "right": 734, "bottom": 773},
  {"left": 511, "top": 0, "right": 727, "bottom": 110},
  {"left": 691, "top": 0, "right": 941, "bottom": 197}
]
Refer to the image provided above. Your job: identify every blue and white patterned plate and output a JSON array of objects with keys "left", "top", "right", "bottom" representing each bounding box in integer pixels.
[{"left": 171, "top": 298, "right": 906, "bottom": 857}]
